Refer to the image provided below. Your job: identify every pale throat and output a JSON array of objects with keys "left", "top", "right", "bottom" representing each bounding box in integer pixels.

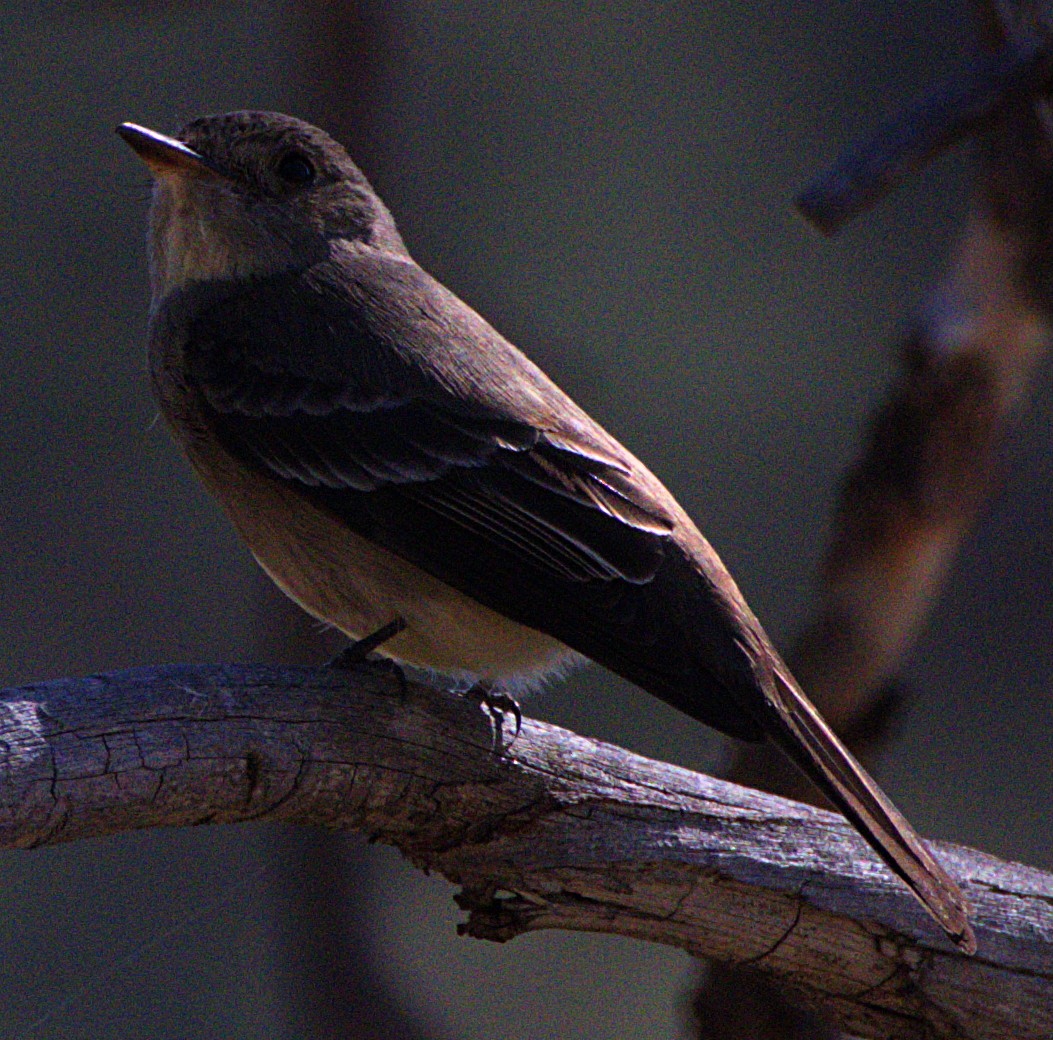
[{"left": 148, "top": 176, "right": 281, "bottom": 303}]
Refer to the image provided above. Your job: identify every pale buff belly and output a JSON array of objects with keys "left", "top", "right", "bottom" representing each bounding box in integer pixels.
[{"left": 189, "top": 442, "right": 581, "bottom": 683}]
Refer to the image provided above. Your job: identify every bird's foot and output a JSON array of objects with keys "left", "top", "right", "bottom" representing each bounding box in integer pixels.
[
  {"left": 327, "top": 617, "right": 407, "bottom": 670},
  {"left": 467, "top": 682, "right": 522, "bottom": 753},
  {"left": 327, "top": 618, "right": 410, "bottom": 696}
]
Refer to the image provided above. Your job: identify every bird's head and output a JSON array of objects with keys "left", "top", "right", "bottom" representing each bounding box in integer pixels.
[{"left": 118, "top": 110, "right": 405, "bottom": 304}]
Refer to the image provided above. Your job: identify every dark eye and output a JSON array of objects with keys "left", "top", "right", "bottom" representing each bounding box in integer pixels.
[{"left": 275, "top": 152, "right": 316, "bottom": 186}]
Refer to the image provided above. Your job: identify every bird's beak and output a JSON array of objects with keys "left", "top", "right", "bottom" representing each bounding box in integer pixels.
[{"left": 116, "top": 122, "right": 226, "bottom": 180}]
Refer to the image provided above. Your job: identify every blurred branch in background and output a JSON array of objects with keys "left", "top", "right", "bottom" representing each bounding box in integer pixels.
[
  {"left": 283, "top": 0, "right": 391, "bottom": 161},
  {"left": 0, "top": 663, "right": 1050, "bottom": 1040},
  {"left": 696, "top": 1, "right": 1053, "bottom": 1034},
  {"left": 251, "top": 8, "right": 446, "bottom": 1039}
]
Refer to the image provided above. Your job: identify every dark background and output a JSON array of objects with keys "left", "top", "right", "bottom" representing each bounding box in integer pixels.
[{"left": 1, "top": 3, "right": 1049, "bottom": 1037}]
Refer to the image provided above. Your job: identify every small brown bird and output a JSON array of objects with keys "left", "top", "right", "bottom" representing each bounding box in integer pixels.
[{"left": 118, "top": 111, "right": 974, "bottom": 952}]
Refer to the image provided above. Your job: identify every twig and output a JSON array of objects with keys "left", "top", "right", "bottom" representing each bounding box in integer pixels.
[{"left": 796, "top": 35, "right": 1053, "bottom": 235}]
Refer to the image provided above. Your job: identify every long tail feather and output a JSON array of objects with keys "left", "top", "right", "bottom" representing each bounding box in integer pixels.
[{"left": 764, "top": 662, "right": 975, "bottom": 953}]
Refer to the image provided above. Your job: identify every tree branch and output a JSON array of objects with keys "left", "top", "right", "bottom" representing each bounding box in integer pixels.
[
  {"left": 3, "top": 663, "right": 1049, "bottom": 1040},
  {"left": 795, "top": 34, "right": 1053, "bottom": 234}
]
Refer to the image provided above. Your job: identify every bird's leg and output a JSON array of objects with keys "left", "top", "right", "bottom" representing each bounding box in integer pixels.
[
  {"left": 467, "top": 681, "right": 523, "bottom": 752},
  {"left": 328, "top": 616, "right": 407, "bottom": 671}
]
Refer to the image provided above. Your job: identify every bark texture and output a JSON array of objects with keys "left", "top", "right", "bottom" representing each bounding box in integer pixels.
[{"left": 1, "top": 663, "right": 1049, "bottom": 1040}]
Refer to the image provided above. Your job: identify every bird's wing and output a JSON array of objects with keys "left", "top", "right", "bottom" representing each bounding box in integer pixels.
[
  {"left": 173, "top": 253, "right": 762, "bottom": 738},
  {"left": 184, "top": 257, "right": 670, "bottom": 568}
]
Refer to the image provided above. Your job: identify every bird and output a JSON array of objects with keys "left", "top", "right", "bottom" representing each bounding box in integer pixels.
[{"left": 117, "top": 110, "right": 974, "bottom": 953}]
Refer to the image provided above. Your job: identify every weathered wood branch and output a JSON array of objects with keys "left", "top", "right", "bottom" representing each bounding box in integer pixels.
[{"left": 2, "top": 663, "right": 1049, "bottom": 1040}]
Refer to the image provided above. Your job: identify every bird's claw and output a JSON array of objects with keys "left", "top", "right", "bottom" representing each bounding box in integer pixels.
[{"left": 468, "top": 683, "right": 522, "bottom": 753}]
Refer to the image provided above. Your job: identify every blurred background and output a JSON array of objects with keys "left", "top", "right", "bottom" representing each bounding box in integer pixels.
[{"left": 1, "top": 2, "right": 1050, "bottom": 1037}]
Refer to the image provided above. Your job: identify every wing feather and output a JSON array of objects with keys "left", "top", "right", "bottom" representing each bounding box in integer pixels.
[{"left": 183, "top": 257, "right": 675, "bottom": 586}]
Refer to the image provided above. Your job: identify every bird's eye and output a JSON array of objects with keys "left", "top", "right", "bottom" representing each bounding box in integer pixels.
[{"left": 275, "top": 152, "right": 316, "bottom": 187}]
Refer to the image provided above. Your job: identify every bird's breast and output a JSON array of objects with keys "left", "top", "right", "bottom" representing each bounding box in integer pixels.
[{"left": 169, "top": 410, "right": 580, "bottom": 685}]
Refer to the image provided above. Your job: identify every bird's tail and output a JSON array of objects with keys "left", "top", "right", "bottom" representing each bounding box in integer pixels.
[{"left": 762, "top": 660, "right": 975, "bottom": 954}]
